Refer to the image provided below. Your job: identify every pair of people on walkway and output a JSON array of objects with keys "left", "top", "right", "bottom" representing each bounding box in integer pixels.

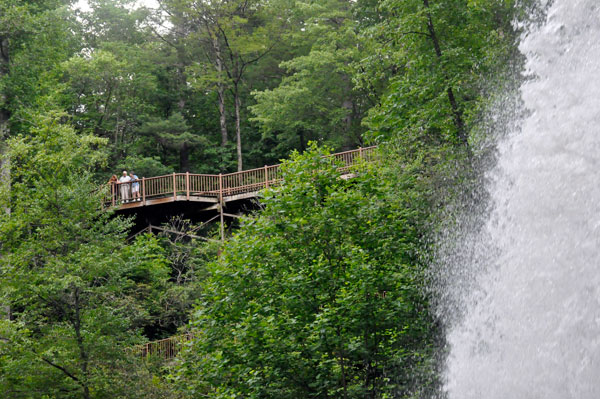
[{"left": 109, "top": 171, "right": 140, "bottom": 203}]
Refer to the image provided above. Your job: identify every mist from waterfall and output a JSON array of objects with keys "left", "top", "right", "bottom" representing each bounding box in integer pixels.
[{"left": 436, "top": 0, "right": 600, "bottom": 397}]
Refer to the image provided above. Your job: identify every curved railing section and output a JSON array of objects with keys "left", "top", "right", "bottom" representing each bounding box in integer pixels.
[{"left": 106, "top": 146, "right": 377, "bottom": 207}]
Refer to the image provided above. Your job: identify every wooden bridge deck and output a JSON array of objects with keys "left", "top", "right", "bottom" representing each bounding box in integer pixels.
[{"left": 106, "top": 146, "right": 376, "bottom": 211}]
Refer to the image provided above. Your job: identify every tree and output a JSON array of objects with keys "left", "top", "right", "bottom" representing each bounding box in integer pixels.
[
  {"left": 135, "top": 217, "right": 219, "bottom": 339},
  {"left": 138, "top": 112, "right": 208, "bottom": 172},
  {"left": 251, "top": 0, "right": 370, "bottom": 159},
  {"left": 0, "top": 111, "right": 175, "bottom": 398},
  {"left": 174, "top": 145, "right": 439, "bottom": 398},
  {"left": 78, "top": 0, "right": 154, "bottom": 49},
  {"left": 166, "top": 0, "right": 294, "bottom": 171},
  {"left": 0, "top": 0, "right": 77, "bottom": 208},
  {"left": 62, "top": 48, "right": 159, "bottom": 155},
  {"left": 360, "top": 0, "right": 520, "bottom": 154}
]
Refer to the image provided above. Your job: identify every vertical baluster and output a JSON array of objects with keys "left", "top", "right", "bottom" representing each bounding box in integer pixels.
[
  {"left": 264, "top": 166, "right": 268, "bottom": 189},
  {"left": 186, "top": 172, "right": 190, "bottom": 200}
]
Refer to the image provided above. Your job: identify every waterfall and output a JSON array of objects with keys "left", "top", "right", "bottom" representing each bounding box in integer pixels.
[{"left": 439, "top": 1, "right": 600, "bottom": 397}]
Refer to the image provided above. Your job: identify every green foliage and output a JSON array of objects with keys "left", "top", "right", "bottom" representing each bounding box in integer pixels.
[
  {"left": 62, "top": 48, "right": 159, "bottom": 140},
  {"left": 0, "top": 112, "right": 176, "bottom": 398},
  {"left": 1, "top": 0, "right": 79, "bottom": 131},
  {"left": 173, "top": 145, "right": 439, "bottom": 398},
  {"left": 251, "top": 0, "right": 370, "bottom": 159},
  {"left": 79, "top": 0, "right": 154, "bottom": 48},
  {"left": 360, "top": 0, "right": 520, "bottom": 151},
  {"left": 115, "top": 155, "right": 173, "bottom": 178},
  {"left": 137, "top": 112, "right": 209, "bottom": 171}
]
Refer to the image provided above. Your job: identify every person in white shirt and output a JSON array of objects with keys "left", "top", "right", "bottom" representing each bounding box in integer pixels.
[
  {"left": 129, "top": 172, "right": 140, "bottom": 201},
  {"left": 119, "top": 170, "right": 132, "bottom": 202}
]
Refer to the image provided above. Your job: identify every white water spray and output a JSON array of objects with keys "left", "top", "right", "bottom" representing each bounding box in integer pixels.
[{"left": 441, "top": 1, "right": 600, "bottom": 397}]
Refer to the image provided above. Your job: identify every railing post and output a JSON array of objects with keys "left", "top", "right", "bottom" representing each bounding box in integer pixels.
[
  {"left": 218, "top": 173, "right": 223, "bottom": 202},
  {"left": 142, "top": 177, "right": 146, "bottom": 205},
  {"left": 219, "top": 173, "right": 224, "bottom": 243},
  {"left": 111, "top": 183, "right": 115, "bottom": 207},
  {"left": 264, "top": 165, "right": 269, "bottom": 188},
  {"left": 186, "top": 172, "right": 190, "bottom": 200},
  {"left": 173, "top": 172, "right": 177, "bottom": 200},
  {"left": 358, "top": 146, "right": 363, "bottom": 163}
]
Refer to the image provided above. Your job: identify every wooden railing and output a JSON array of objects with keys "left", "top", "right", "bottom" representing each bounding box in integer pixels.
[
  {"left": 136, "top": 333, "right": 194, "bottom": 360},
  {"left": 106, "top": 146, "right": 377, "bottom": 206}
]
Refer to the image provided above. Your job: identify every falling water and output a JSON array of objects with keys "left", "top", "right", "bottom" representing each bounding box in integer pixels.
[{"left": 440, "top": 0, "right": 600, "bottom": 397}]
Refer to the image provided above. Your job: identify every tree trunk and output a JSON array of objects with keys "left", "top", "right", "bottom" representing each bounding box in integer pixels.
[
  {"left": 180, "top": 142, "right": 190, "bottom": 172},
  {"left": 1, "top": 36, "right": 11, "bottom": 320},
  {"left": 0, "top": 111, "right": 9, "bottom": 215},
  {"left": 176, "top": 31, "right": 188, "bottom": 113},
  {"left": 176, "top": 44, "right": 190, "bottom": 173},
  {"left": 213, "top": 37, "right": 228, "bottom": 149},
  {"left": 1, "top": 36, "right": 10, "bottom": 208},
  {"left": 342, "top": 97, "right": 355, "bottom": 148},
  {"left": 299, "top": 129, "right": 306, "bottom": 152},
  {"left": 422, "top": 0, "right": 468, "bottom": 149},
  {"left": 337, "top": 327, "right": 348, "bottom": 399},
  {"left": 73, "top": 288, "right": 91, "bottom": 399},
  {"left": 218, "top": 88, "right": 227, "bottom": 147},
  {"left": 234, "top": 84, "right": 242, "bottom": 171}
]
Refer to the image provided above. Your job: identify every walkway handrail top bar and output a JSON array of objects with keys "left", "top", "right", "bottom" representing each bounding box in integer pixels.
[
  {"left": 107, "top": 146, "right": 377, "bottom": 207},
  {"left": 111, "top": 146, "right": 377, "bottom": 184}
]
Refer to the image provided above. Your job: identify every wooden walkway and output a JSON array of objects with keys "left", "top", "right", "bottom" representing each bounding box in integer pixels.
[
  {"left": 106, "top": 146, "right": 376, "bottom": 211},
  {"left": 136, "top": 334, "right": 194, "bottom": 361},
  {"left": 125, "top": 147, "right": 377, "bottom": 361}
]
